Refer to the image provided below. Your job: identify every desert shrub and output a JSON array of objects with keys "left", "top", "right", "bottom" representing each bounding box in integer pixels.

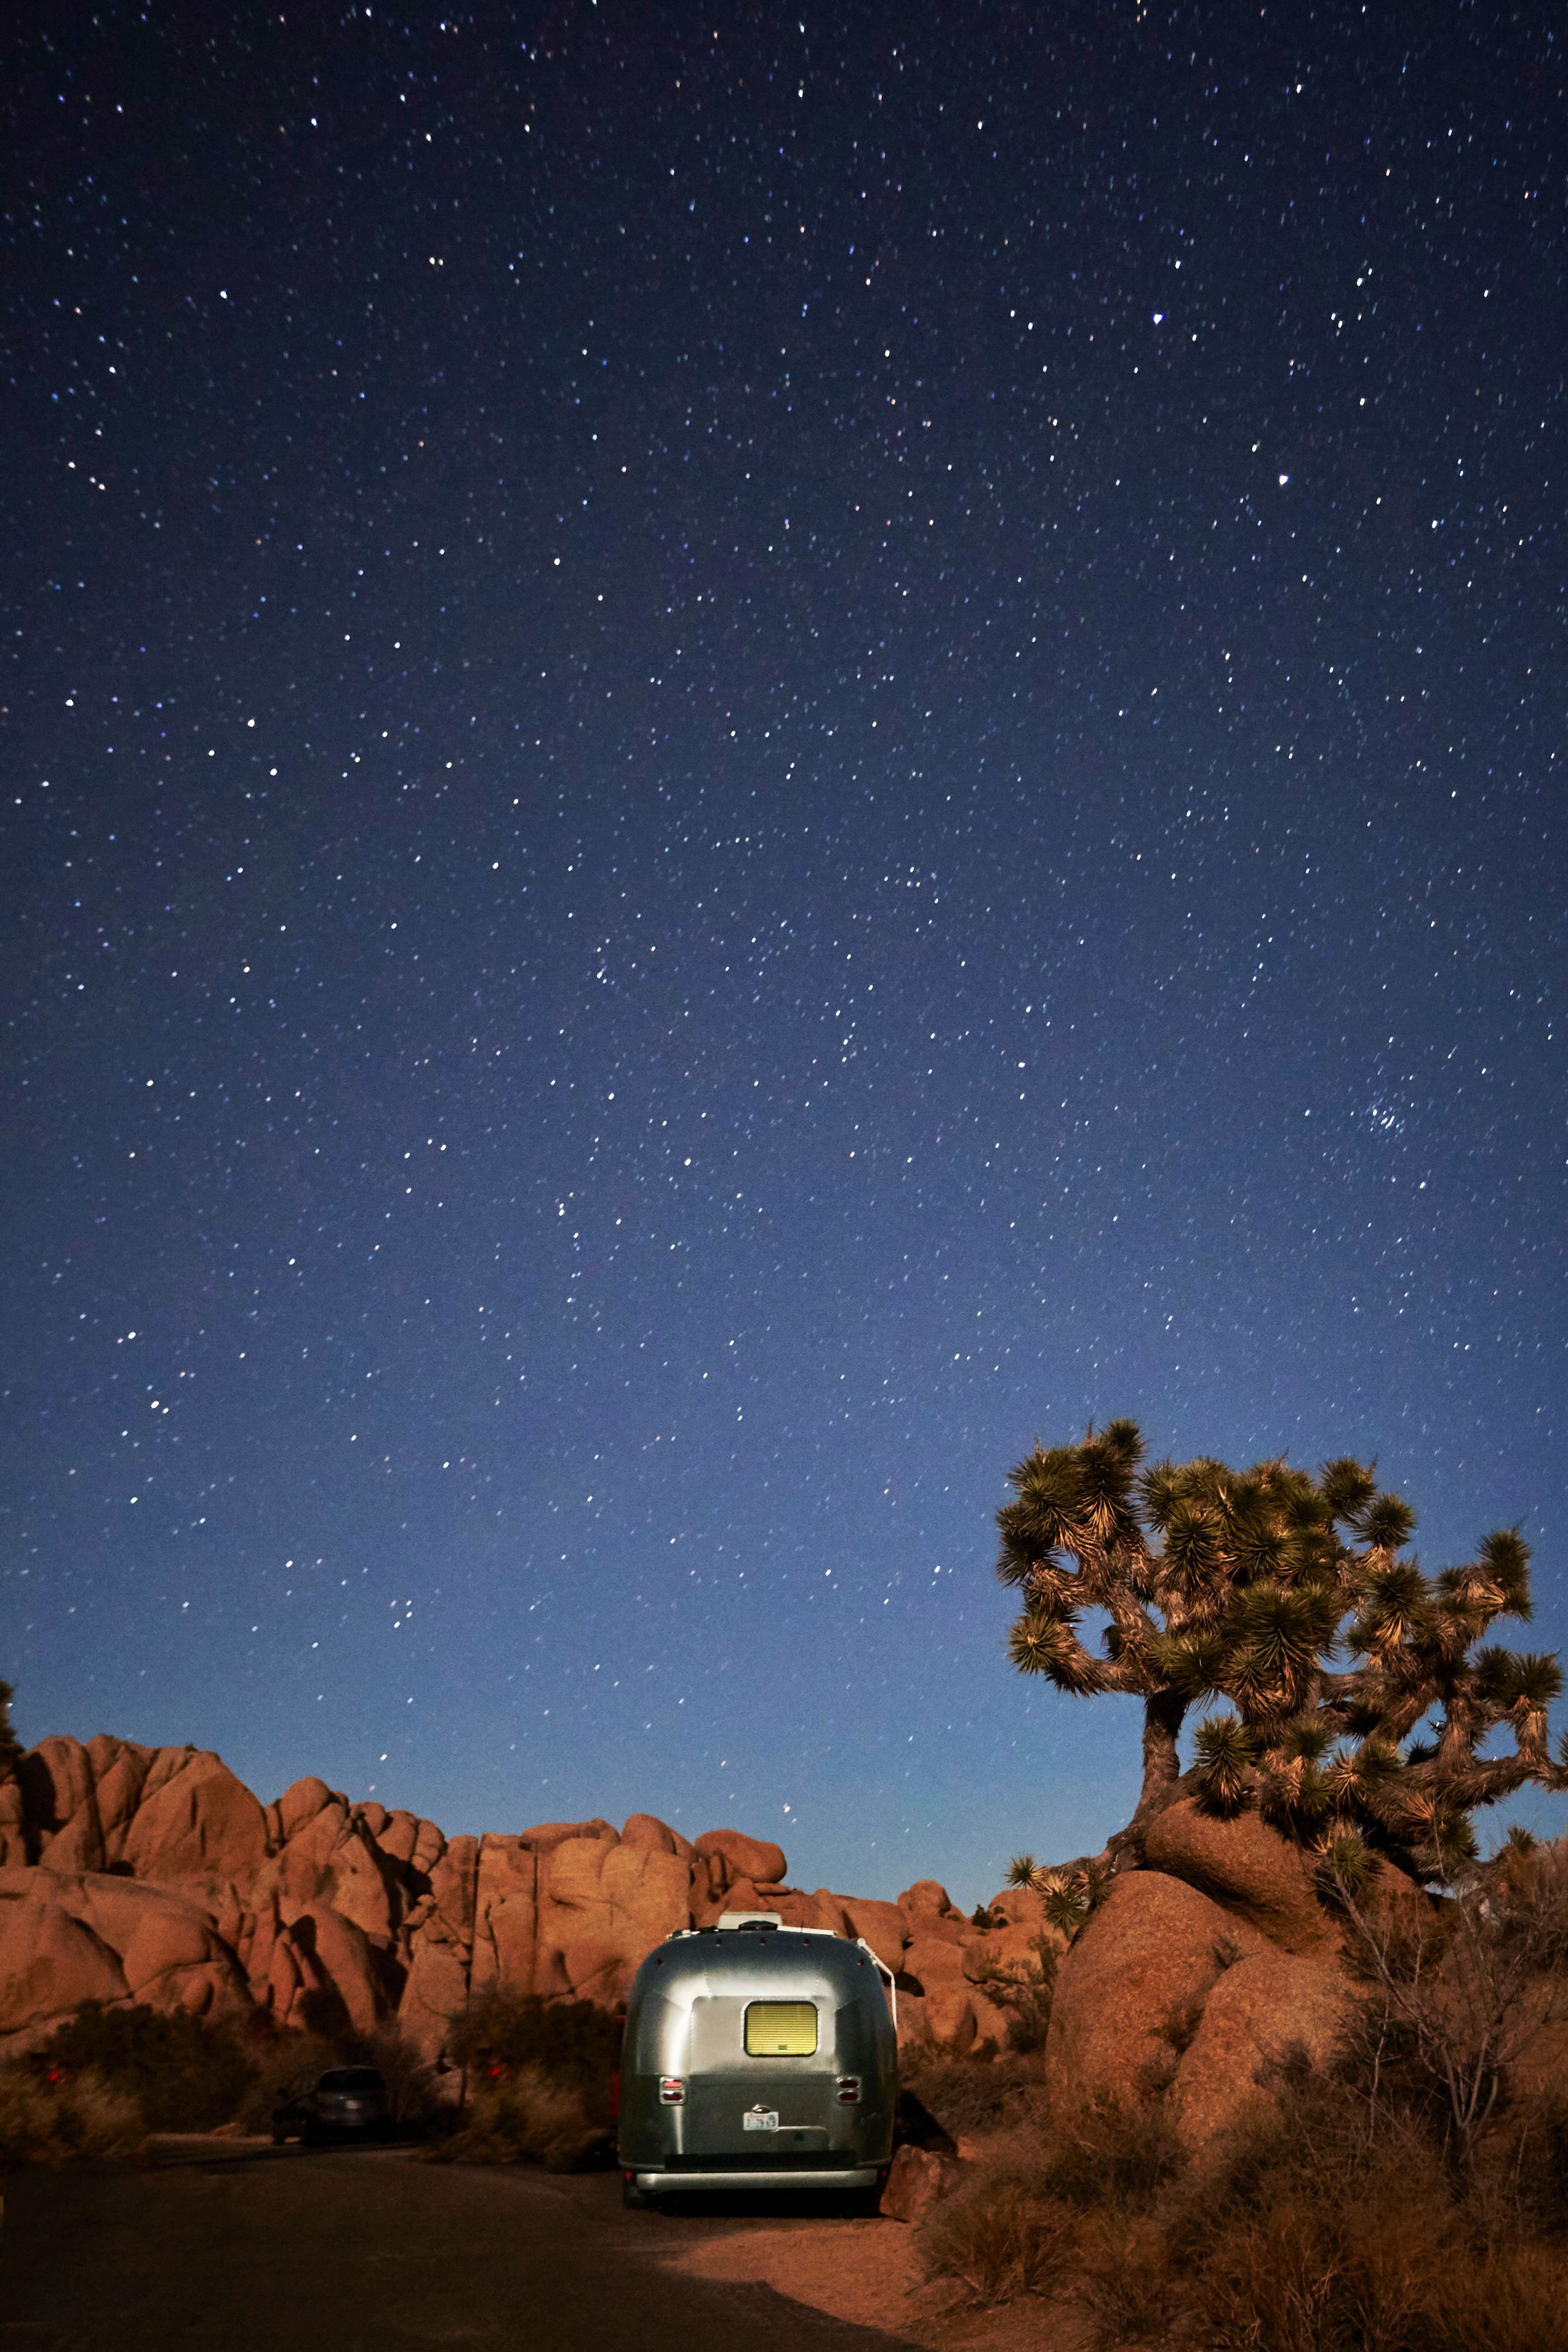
[
  {"left": 916, "top": 2090, "right": 1181, "bottom": 2313},
  {"left": 1186, "top": 2178, "right": 1568, "bottom": 2352},
  {"left": 429, "top": 2064, "right": 603, "bottom": 2170},
  {"left": 1182, "top": 2095, "right": 1568, "bottom": 2352},
  {"left": 38, "top": 2001, "right": 255, "bottom": 2132},
  {"left": 918, "top": 2160, "right": 1072, "bottom": 2304},
  {"left": 1196, "top": 2183, "right": 1357, "bottom": 2352},
  {"left": 1032, "top": 2092, "right": 1185, "bottom": 2212},
  {"left": 1499, "top": 2090, "right": 1568, "bottom": 2238},
  {"left": 0, "top": 2063, "right": 143, "bottom": 2166},
  {"left": 449, "top": 1989, "right": 620, "bottom": 2093},
  {"left": 232, "top": 2029, "right": 343, "bottom": 2133},
  {"left": 1193, "top": 2167, "right": 1447, "bottom": 2351},
  {"left": 1330, "top": 1843, "right": 1568, "bottom": 2177},
  {"left": 908, "top": 2009, "right": 1568, "bottom": 2335},
  {"left": 1071, "top": 2211, "right": 1180, "bottom": 2350},
  {"left": 1425, "top": 2242, "right": 1568, "bottom": 2352},
  {"left": 907, "top": 1863, "right": 1568, "bottom": 2338},
  {"left": 427, "top": 1990, "right": 618, "bottom": 2167},
  {"left": 898, "top": 2048, "right": 1042, "bottom": 2140}
]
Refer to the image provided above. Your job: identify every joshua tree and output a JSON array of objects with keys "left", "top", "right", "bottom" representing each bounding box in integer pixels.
[{"left": 995, "top": 1420, "right": 1563, "bottom": 1889}]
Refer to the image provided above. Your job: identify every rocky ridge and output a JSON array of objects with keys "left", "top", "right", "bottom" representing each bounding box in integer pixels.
[
  {"left": 0, "top": 1734, "right": 1046, "bottom": 2061},
  {"left": 1, "top": 1734, "right": 1377, "bottom": 2153}
]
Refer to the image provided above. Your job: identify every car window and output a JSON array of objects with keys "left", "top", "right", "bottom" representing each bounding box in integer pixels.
[{"left": 318, "top": 2068, "right": 385, "bottom": 2091}]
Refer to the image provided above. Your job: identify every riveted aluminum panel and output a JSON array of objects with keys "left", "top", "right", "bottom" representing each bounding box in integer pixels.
[{"left": 617, "top": 1925, "right": 896, "bottom": 2183}]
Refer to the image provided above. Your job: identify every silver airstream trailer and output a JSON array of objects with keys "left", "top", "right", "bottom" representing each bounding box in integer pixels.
[{"left": 618, "top": 1911, "right": 898, "bottom": 2205}]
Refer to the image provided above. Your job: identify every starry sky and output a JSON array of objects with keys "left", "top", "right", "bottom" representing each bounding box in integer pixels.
[{"left": 5, "top": 1, "right": 1567, "bottom": 1907}]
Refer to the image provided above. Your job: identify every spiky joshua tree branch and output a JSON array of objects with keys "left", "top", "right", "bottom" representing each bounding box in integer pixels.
[{"left": 996, "top": 1420, "right": 1563, "bottom": 1886}]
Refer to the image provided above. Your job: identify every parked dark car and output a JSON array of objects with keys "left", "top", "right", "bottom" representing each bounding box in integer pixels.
[{"left": 271, "top": 2066, "right": 391, "bottom": 2145}]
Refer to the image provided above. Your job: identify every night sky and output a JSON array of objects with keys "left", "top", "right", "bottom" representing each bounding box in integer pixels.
[{"left": 6, "top": 3, "right": 1567, "bottom": 1907}]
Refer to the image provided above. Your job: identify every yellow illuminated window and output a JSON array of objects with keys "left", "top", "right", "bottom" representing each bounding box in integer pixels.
[{"left": 744, "top": 2001, "right": 818, "bottom": 2056}]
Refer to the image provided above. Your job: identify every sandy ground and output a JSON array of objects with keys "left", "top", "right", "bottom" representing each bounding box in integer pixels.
[
  {"left": 1, "top": 2138, "right": 925, "bottom": 2350},
  {"left": 3, "top": 2133, "right": 1076, "bottom": 2351},
  {"left": 650, "top": 2202, "right": 1079, "bottom": 2351}
]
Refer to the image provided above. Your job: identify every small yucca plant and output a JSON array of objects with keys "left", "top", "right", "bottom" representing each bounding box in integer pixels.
[
  {"left": 1036, "top": 1862, "right": 1110, "bottom": 1942},
  {"left": 1314, "top": 1826, "right": 1377, "bottom": 1904}
]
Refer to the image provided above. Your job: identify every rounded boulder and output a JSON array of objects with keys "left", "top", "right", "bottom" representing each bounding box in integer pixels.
[{"left": 692, "top": 1828, "right": 787, "bottom": 1887}]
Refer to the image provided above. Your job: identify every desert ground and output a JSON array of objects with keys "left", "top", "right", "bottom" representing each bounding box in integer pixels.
[{"left": 0, "top": 2135, "right": 1044, "bottom": 2352}]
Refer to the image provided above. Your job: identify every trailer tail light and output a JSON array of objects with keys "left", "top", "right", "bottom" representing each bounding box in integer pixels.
[
  {"left": 836, "top": 2076, "right": 861, "bottom": 2105},
  {"left": 658, "top": 2076, "right": 685, "bottom": 2105}
]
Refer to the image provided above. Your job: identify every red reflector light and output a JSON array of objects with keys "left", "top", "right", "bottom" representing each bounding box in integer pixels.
[
  {"left": 836, "top": 2076, "right": 861, "bottom": 2104},
  {"left": 658, "top": 2076, "right": 685, "bottom": 2104}
]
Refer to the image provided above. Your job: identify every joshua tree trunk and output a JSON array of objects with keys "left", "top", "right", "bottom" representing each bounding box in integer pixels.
[{"left": 1107, "top": 1688, "right": 1187, "bottom": 1863}]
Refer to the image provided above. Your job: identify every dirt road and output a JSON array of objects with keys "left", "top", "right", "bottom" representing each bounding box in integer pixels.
[{"left": 0, "top": 2138, "right": 923, "bottom": 2351}]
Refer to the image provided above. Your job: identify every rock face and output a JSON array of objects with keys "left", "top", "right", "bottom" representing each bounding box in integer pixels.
[
  {"left": 0, "top": 1731, "right": 1363, "bottom": 2155},
  {"left": 880, "top": 2142, "right": 962, "bottom": 2224},
  {"left": 1139, "top": 1799, "right": 1341, "bottom": 1960},
  {"left": 1046, "top": 1871, "right": 1268, "bottom": 2110},
  {"left": 0, "top": 1735, "right": 1035, "bottom": 2066},
  {"left": 1173, "top": 1943, "right": 1349, "bottom": 2151},
  {"left": 1045, "top": 1823, "right": 1358, "bottom": 2157}
]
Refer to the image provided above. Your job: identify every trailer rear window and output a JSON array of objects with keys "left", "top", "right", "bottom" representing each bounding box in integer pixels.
[{"left": 744, "top": 2001, "right": 818, "bottom": 2056}]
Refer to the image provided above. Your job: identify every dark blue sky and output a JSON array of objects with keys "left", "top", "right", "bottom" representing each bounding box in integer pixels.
[{"left": 6, "top": 1, "right": 1566, "bottom": 1905}]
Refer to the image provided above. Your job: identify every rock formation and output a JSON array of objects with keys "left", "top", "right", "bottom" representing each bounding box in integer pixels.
[
  {"left": 1042, "top": 1804, "right": 1359, "bottom": 2154},
  {"left": 0, "top": 1733, "right": 1033, "bottom": 2063},
  {"left": 1, "top": 1730, "right": 1374, "bottom": 2148}
]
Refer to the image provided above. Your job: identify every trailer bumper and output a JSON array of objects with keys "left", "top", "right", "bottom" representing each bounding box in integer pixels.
[{"left": 630, "top": 2165, "right": 882, "bottom": 2194}]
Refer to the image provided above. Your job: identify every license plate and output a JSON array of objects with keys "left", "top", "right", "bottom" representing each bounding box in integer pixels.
[{"left": 743, "top": 2108, "right": 779, "bottom": 2132}]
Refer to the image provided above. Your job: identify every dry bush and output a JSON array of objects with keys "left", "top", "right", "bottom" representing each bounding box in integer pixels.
[
  {"left": 917, "top": 2160, "right": 1073, "bottom": 2304},
  {"left": 1194, "top": 2170, "right": 1449, "bottom": 2351},
  {"left": 913, "top": 1847, "right": 1568, "bottom": 2333},
  {"left": 1333, "top": 1839, "right": 1568, "bottom": 2175},
  {"left": 448, "top": 1989, "right": 619, "bottom": 2091},
  {"left": 910, "top": 2052, "right": 1568, "bottom": 2340},
  {"left": 37, "top": 2000, "right": 256, "bottom": 2132},
  {"left": 916, "top": 2089, "right": 1184, "bottom": 2314},
  {"left": 1497, "top": 2088, "right": 1568, "bottom": 2238},
  {"left": 1182, "top": 2093, "right": 1568, "bottom": 2352},
  {"left": 1071, "top": 2210, "right": 1180, "bottom": 2351},
  {"left": 1193, "top": 2183, "right": 1567, "bottom": 2352},
  {"left": 1196, "top": 2185, "right": 1350, "bottom": 2352},
  {"left": 1425, "top": 2242, "right": 1568, "bottom": 2352},
  {"left": 1030, "top": 2091, "right": 1185, "bottom": 2212},
  {"left": 1168, "top": 1850, "right": 1568, "bottom": 2350},
  {"left": 232, "top": 2029, "right": 343, "bottom": 2133},
  {"left": 0, "top": 2064, "right": 144, "bottom": 2167},
  {"left": 898, "top": 2047, "right": 1042, "bottom": 2140},
  {"left": 430, "top": 2063, "right": 603, "bottom": 2171}
]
